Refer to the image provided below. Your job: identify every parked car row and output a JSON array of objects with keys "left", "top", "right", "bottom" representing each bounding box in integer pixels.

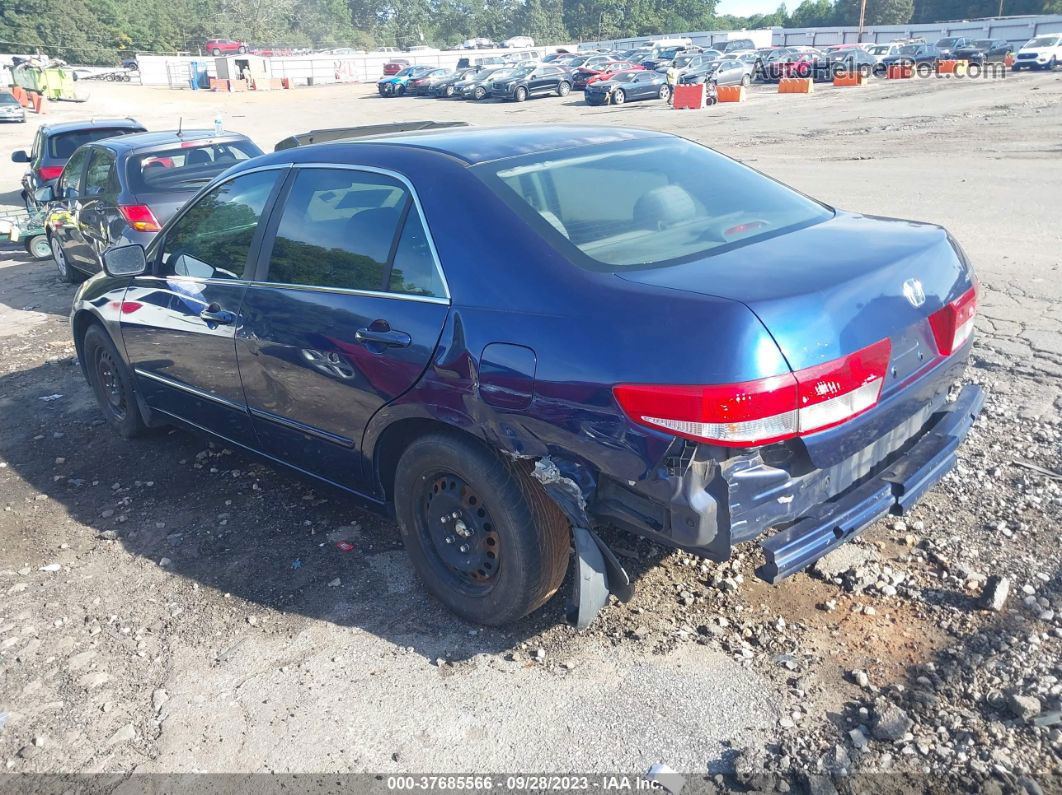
[{"left": 10, "top": 118, "right": 263, "bottom": 282}]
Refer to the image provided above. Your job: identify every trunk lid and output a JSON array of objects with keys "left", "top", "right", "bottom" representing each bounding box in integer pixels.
[{"left": 616, "top": 212, "right": 973, "bottom": 399}]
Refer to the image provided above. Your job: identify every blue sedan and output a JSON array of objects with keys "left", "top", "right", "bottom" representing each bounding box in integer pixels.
[{"left": 72, "top": 125, "right": 982, "bottom": 627}]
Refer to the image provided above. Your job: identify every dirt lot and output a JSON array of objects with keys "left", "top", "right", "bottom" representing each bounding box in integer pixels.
[{"left": 0, "top": 73, "right": 1060, "bottom": 788}]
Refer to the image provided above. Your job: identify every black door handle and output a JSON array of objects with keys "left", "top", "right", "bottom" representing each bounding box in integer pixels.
[
  {"left": 200, "top": 303, "right": 236, "bottom": 325},
  {"left": 355, "top": 325, "right": 412, "bottom": 348}
]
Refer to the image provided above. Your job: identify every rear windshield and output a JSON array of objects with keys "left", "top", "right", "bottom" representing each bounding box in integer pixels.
[
  {"left": 474, "top": 138, "right": 832, "bottom": 271},
  {"left": 49, "top": 128, "right": 140, "bottom": 159},
  {"left": 127, "top": 140, "right": 261, "bottom": 193}
]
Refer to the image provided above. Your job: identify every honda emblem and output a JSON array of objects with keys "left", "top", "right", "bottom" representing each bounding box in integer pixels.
[{"left": 903, "top": 278, "right": 926, "bottom": 308}]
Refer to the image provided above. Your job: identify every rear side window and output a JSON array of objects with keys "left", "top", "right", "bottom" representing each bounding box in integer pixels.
[
  {"left": 265, "top": 168, "right": 445, "bottom": 298},
  {"left": 84, "top": 150, "right": 117, "bottom": 196},
  {"left": 48, "top": 127, "right": 141, "bottom": 159},
  {"left": 159, "top": 169, "right": 279, "bottom": 280},
  {"left": 58, "top": 147, "right": 92, "bottom": 197},
  {"left": 475, "top": 138, "right": 832, "bottom": 271},
  {"left": 127, "top": 140, "right": 261, "bottom": 194}
]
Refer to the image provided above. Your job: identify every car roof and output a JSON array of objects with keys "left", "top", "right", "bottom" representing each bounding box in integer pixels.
[
  {"left": 368, "top": 126, "right": 666, "bottom": 164},
  {"left": 41, "top": 118, "right": 144, "bottom": 135},
  {"left": 266, "top": 125, "right": 669, "bottom": 167},
  {"left": 89, "top": 130, "right": 250, "bottom": 152}
]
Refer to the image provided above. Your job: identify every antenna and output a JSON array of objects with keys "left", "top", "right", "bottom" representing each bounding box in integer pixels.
[{"left": 177, "top": 116, "right": 183, "bottom": 136}]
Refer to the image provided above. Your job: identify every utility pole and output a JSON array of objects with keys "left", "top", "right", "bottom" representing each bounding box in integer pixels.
[
  {"left": 858, "top": 0, "right": 867, "bottom": 42},
  {"left": 998, "top": 0, "right": 1005, "bottom": 16}
]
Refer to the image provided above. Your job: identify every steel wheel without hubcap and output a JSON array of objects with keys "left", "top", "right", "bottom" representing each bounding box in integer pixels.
[
  {"left": 93, "top": 346, "right": 128, "bottom": 422},
  {"left": 418, "top": 472, "right": 501, "bottom": 595}
]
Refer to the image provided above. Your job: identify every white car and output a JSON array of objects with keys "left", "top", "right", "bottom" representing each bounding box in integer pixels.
[
  {"left": 1012, "top": 34, "right": 1062, "bottom": 70},
  {"left": 866, "top": 43, "right": 899, "bottom": 63},
  {"left": 503, "top": 36, "right": 535, "bottom": 49}
]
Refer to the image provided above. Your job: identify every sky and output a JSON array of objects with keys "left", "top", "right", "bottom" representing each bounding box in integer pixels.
[{"left": 716, "top": 0, "right": 784, "bottom": 16}]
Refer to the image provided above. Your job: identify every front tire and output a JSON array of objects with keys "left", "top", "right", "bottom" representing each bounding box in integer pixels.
[
  {"left": 394, "top": 434, "right": 570, "bottom": 626},
  {"left": 82, "top": 324, "right": 147, "bottom": 439},
  {"left": 557, "top": 80, "right": 570, "bottom": 96},
  {"left": 741, "top": 73, "right": 751, "bottom": 87},
  {"left": 612, "top": 88, "right": 625, "bottom": 105},
  {"left": 657, "top": 84, "right": 670, "bottom": 100},
  {"left": 473, "top": 86, "right": 486, "bottom": 100},
  {"left": 211, "top": 48, "right": 221, "bottom": 56},
  {"left": 514, "top": 85, "right": 528, "bottom": 102}
]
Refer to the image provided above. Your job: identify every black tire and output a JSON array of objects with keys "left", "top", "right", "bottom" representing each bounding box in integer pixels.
[
  {"left": 741, "top": 73, "right": 751, "bottom": 87},
  {"left": 211, "top": 48, "right": 221, "bottom": 56},
  {"left": 657, "top": 84, "right": 669, "bottom": 100},
  {"left": 82, "top": 324, "right": 147, "bottom": 439},
  {"left": 473, "top": 86, "right": 486, "bottom": 100},
  {"left": 394, "top": 434, "right": 570, "bottom": 626},
  {"left": 557, "top": 80, "right": 570, "bottom": 96},
  {"left": 51, "top": 236, "right": 84, "bottom": 283},
  {"left": 514, "top": 85, "right": 528, "bottom": 102},
  {"left": 612, "top": 88, "right": 625, "bottom": 105},
  {"left": 1050, "top": 57, "right": 1058, "bottom": 71},
  {"left": 444, "top": 85, "right": 454, "bottom": 97},
  {"left": 238, "top": 46, "right": 247, "bottom": 54}
]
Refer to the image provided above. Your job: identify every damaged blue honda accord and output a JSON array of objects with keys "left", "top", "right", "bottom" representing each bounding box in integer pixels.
[{"left": 71, "top": 125, "right": 982, "bottom": 628}]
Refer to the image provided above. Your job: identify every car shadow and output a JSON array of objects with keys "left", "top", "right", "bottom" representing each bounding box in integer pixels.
[
  {"left": 0, "top": 357, "right": 668, "bottom": 663},
  {"left": 0, "top": 250, "right": 71, "bottom": 318}
]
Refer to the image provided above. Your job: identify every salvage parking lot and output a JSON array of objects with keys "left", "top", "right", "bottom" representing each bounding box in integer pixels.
[{"left": 1, "top": 73, "right": 1061, "bottom": 785}]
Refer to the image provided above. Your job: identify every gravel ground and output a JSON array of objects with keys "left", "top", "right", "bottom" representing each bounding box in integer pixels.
[{"left": 0, "top": 72, "right": 1060, "bottom": 791}]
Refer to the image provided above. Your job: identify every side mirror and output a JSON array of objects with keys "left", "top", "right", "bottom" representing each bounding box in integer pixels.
[
  {"left": 34, "top": 185, "right": 56, "bottom": 204},
  {"left": 11, "top": 150, "right": 29, "bottom": 164},
  {"left": 102, "top": 244, "right": 148, "bottom": 277}
]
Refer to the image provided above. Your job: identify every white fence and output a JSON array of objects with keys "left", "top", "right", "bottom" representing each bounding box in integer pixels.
[{"left": 581, "top": 14, "right": 1062, "bottom": 51}]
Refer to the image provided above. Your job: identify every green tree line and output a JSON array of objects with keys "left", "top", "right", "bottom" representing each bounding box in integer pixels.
[{"left": 1, "top": 0, "right": 1059, "bottom": 64}]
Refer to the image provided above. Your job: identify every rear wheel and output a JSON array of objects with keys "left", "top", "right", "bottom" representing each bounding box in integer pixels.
[
  {"left": 211, "top": 48, "right": 221, "bottom": 56},
  {"left": 657, "top": 84, "right": 669, "bottom": 100},
  {"left": 394, "top": 434, "right": 570, "bottom": 626},
  {"left": 612, "top": 88, "right": 625, "bottom": 104},
  {"left": 741, "top": 73, "right": 751, "bottom": 87},
  {"left": 238, "top": 46, "right": 247, "bottom": 54},
  {"left": 514, "top": 85, "right": 528, "bottom": 102},
  {"left": 83, "top": 324, "right": 146, "bottom": 439},
  {"left": 557, "top": 80, "right": 571, "bottom": 96},
  {"left": 444, "top": 85, "right": 455, "bottom": 97}
]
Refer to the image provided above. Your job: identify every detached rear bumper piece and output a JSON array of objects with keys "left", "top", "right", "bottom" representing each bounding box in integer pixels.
[{"left": 756, "top": 383, "right": 984, "bottom": 583}]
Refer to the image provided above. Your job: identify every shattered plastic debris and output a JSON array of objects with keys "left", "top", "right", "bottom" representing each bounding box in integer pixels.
[
  {"left": 335, "top": 542, "right": 355, "bottom": 552},
  {"left": 38, "top": 394, "right": 63, "bottom": 402},
  {"left": 645, "top": 763, "right": 686, "bottom": 794}
]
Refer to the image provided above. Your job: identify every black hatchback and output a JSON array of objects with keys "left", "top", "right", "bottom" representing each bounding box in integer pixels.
[
  {"left": 12, "top": 118, "right": 146, "bottom": 210},
  {"left": 42, "top": 129, "right": 262, "bottom": 283}
]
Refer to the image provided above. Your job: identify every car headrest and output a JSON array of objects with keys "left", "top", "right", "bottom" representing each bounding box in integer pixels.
[
  {"left": 186, "top": 148, "right": 213, "bottom": 165},
  {"left": 344, "top": 207, "right": 403, "bottom": 264},
  {"left": 633, "top": 184, "right": 697, "bottom": 230}
]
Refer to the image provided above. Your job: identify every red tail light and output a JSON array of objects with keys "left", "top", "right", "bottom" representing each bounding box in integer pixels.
[
  {"left": 614, "top": 339, "right": 892, "bottom": 447},
  {"left": 928, "top": 285, "right": 976, "bottom": 356},
  {"left": 38, "top": 166, "right": 64, "bottom": 180},
  {"left": 118, "top": 204, "right": 162, "bottom": 232}
]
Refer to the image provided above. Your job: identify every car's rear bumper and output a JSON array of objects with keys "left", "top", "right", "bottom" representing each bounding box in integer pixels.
[
  {"left": 591, "top": 375, "right": 983, "bottom": 582},
  {"left": 757, "top": 383, "right": 983, "bottom": 581}
]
